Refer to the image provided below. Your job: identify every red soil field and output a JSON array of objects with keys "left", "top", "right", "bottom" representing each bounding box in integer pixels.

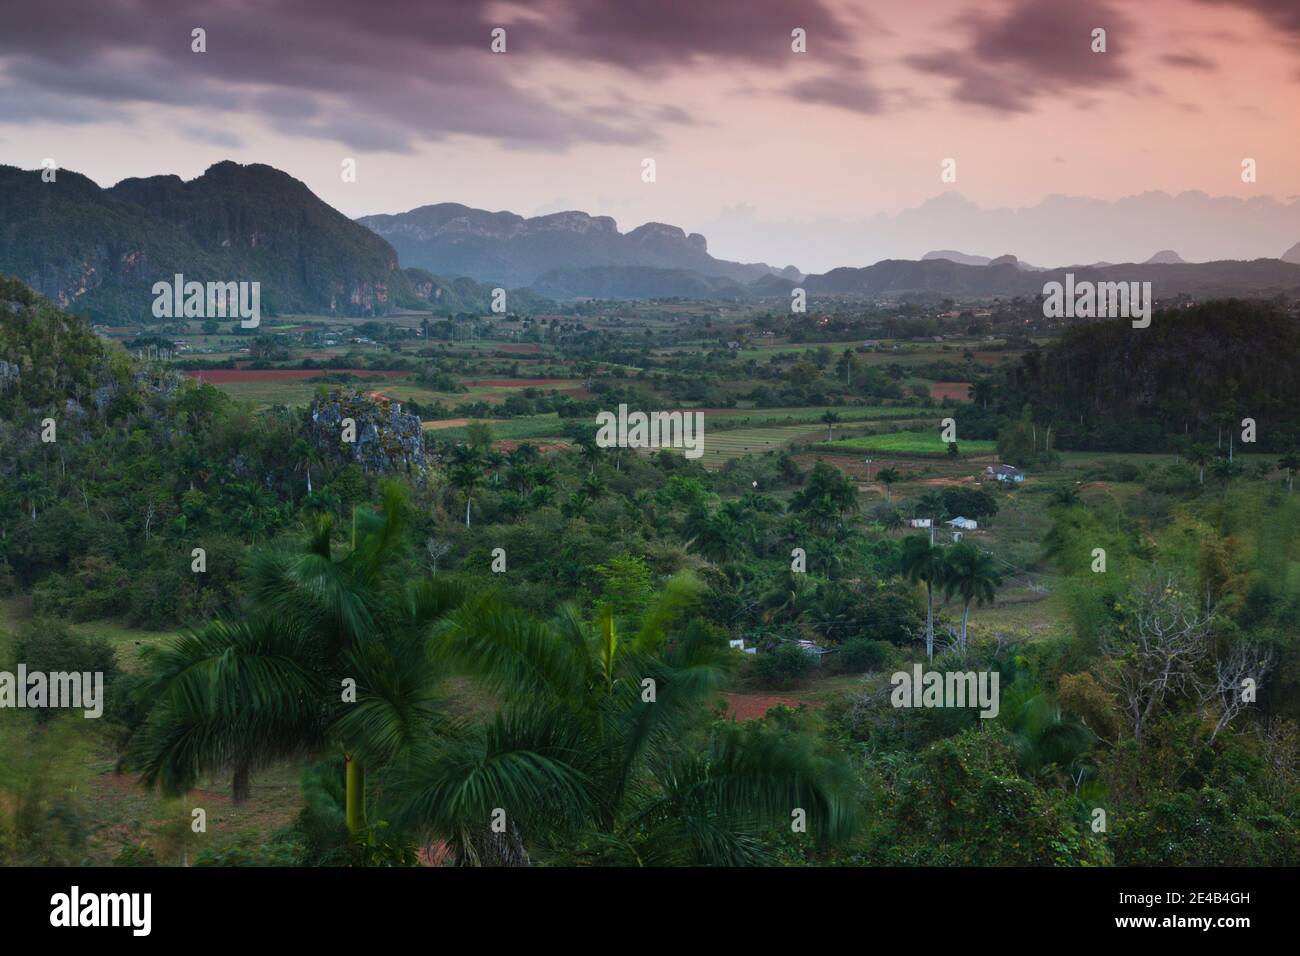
[
  {"left": 466, "top": 377, "right": 577, "bottom": 388},
  {"left": 929, "top": 381, "right": 971, "bottom": 401},
  {"left": 184, "top": 368, "right": 408, "bottom": 383},
  {"left": 722, "top": 691, "right": 819, "bottom": 721}
]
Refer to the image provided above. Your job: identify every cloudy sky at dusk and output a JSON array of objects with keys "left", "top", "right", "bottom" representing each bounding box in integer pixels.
[{"left": 2, "top": 0, "right": 1298, "bottom": 270}]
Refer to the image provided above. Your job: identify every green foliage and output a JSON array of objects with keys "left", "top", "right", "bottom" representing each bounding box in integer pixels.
[
  {"left": 834, "top": 638, "right": 893, "bottom": 674},
  {"left": 751, "top": 643, "right": 815, "bottom": 689},
  {"left": 11, "top": 620, "right": 119, "bottom": 723},
  {"left": 1011, "top": 300, "right": 1300, "bottom": 453},
  {"left": 860, "top": 726, "right": 1110, "bottom": 866}
]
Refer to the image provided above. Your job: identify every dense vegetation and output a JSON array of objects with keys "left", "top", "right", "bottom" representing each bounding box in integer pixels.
[{"left": 2, "top": 278, "right": 1297, "bottom": 867}]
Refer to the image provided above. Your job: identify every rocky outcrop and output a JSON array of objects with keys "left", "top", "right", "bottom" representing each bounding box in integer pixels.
[{"left": 307, "top": 389, "right": 426, "bottom": 475}]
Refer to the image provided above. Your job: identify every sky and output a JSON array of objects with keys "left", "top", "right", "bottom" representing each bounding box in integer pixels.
[{"left": 1, "top": 0, "right": 1298, "bottom": 271}]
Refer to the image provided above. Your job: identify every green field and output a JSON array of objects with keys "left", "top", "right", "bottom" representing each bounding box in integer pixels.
[
  {"left": 704, "top": 405, "right": 928, "bottom": 428},
  {"left": 814, "top": 430, "right": 998, "bottom": 458},
  {"left": 648, "top": 423, "right": 826, "bottom": 466}
]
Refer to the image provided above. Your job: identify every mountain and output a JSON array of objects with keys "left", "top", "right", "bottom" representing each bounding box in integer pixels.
[
  {"left": 923, "top": 249, "right": 991, "bottom": 266},
  {"left": 747, "top": 272, "right": 799, "bottom": 296},
  {"left": 0, "top": 161, "right": 432, "bottom": 323},
  {"left": 357, "top": 203, "right": 801, "bottom": 289},
  {"left": 1144, "top": 249, "right": 1186, "bottom": 264},
  {"left": 1282, "top": 242, "right": 1300, "bottom": 265},
  {"left": 924, "top": 249, "right": 1043, "bottom": 271},
  {"left": 529, "top": 266, "right": 750, "bottom": 300},
  {"left": 808, "top": 259, "right": 1036, "bottom": 296},
  {"left": 804, "top": 257, "right": 1300, "bottom": 298}
]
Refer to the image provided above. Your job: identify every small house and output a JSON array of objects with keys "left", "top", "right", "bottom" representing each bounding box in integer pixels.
[
  {"left": 909, "top": 518, "right": 932, "bottom": 528},
  {"left": 947, "top": 516, "right": 978, "bottom": 530},
  {"left": 984, "top": 464, "right": 1025, "bottom": 483},
  {"left": 794, "top": 640, "right": 830, "bottom": 664}
]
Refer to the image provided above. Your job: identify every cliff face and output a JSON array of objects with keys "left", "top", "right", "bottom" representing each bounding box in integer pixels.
[{"left": 0, "top": 161, "right": 418, "bottom": 323}]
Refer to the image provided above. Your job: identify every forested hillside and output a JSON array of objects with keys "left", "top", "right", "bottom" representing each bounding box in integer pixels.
[
  {"left": 998, "top": 301, "right": 1300, "bottom": 452},
  {"left": 0, "top": 163, "right": 421, "bottom": 321}
]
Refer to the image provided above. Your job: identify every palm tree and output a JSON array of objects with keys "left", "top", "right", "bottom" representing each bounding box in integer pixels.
[
  {"left": 1210, "top": 455, "right": 1242, "bottom": 486},
  {"left": 789, "top": 462, "right": 859, "bottom": 532},
  {"left": 820, "top": 410, "right": 841, "bottom": 441},
  {"left": 483, "top": 449, "right": 506, "bottom": 486},
  {"left": 873, "top": 505, "right": 904, "bottom": 535},
  {"left": 291, "top": 438, "right": 322, "bottom": 495},
  {"left": 914, "top": 490, "right": 946, "bottom": 521},
  {"left": 1183, "top": 443, "right": 1211, "bottom": 485},
  {"left": 912, "top": 490, "right": 947, "bottom": 544},
  {"left": 1049, "top": 484, "right": 1080, "bottom": 508},
  {"left": 900, "top": 535, "right": 947, "bottom": 662},
  {"left": 580, "top": 472, "right": 607, "bottom": 501},
  {"left": 997, "top": 681, "right": 1097, "bottom": 788},
  {"left": 392, "top": 576, "right": 858, "bottom": 864},
  {"left": 133, "top": 484, "right": 467, "bottom": 838},
  {"left": 449, "top": 461, "right": 482, "bottom": 527},
  {"left": 1278, "top": 449, "right": 1299, "bottom": 493},
  {"left": 941, "top": 542, "right": 1002, "bottom": 651},
  {"left": 877, "top": 467, "right": 900, "bottom": 504},
  {"left": 508, "top": 442, "right": 539, "bottom": 467}
]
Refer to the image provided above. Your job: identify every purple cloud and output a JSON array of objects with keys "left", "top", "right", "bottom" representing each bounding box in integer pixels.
[
  {"left": 0, "top": 0, "right": 884, "bottom": 150},
  {"left": 907, "top": 0, "right": 1134, "bottom": 114}
]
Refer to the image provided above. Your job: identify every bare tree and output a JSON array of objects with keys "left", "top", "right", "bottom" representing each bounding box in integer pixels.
[
  {"left": 1204, "top": 640, "right": 1273, "bottom": 742},
  {"left": 425, "top": 536, "right": 452, "bottom": 572},
  {"left": 1097, "top": 575, "right": 1212, "bottom": 742},
  {"left": 1255, "top": 718, "right": 1299, "bottom": 803}
]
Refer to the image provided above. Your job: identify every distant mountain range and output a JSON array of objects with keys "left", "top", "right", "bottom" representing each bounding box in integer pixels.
[
  {"left": 357, "top": 203, "right": 801, "bottom": 289},
  {"left": 3, "top": 161, "right": 1300, "bottom": 317},
  {"left": 806, "top": 257, "right": 1300, "bottom": 298},
  {"left": 703, "top": 190, "right": 1300, "bottom": 274},
  {"left": 923, "top": 250, "right": 1046, "bottom": 271},
  {"left": 925, "top": 248, "right": 1189, "bottom": 270}
]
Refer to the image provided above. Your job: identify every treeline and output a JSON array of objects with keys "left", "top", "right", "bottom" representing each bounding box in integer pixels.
[{"left": 996, "top": 300, "right": 1300, "bottom": 452}]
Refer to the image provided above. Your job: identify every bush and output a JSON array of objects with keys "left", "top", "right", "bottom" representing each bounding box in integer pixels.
[
  {"left": 751, "top": 643, "right": 815, "bottom": 689},
  {"left": 112, "top": 844, "right": 158, "bottom": 866},
  {"left": 192, "top": 839, "right": 303, "bottom": 867},
  {"left": 12, "top": 620, "right": 119, "bottom": 723},
  {"left": 835, "top": 638, "right": 893, "bottom": 674}
]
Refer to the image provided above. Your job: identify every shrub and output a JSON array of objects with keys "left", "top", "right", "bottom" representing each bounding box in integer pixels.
[
  {"left": 112, "top": 844, "right": 158, "bottom": 866},
  {"left": 835, "top": 638, "right": 893, "bottom": 674},
  {"left": 12, "top": 620, "right": 118, "bottom": 723},
  {"left": 751, "top": 643, "right": 815, "bottom": 689}
]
